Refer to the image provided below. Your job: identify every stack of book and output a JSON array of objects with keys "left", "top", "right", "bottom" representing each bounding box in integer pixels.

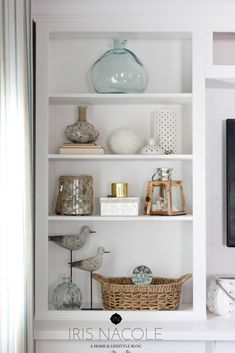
[{"left": 59, "top": 143, "right": 105, "bottom": 155}]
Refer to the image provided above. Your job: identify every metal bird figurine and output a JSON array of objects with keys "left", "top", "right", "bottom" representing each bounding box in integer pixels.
[
  {"left": 69, "top": 247, "right": 110, "bottom": 310},
  {"left": 48, "top": 226, "right": 96, "bottom": 251},
  {"left": 69, "top": 247, "right": 110, "bottom": 272}
]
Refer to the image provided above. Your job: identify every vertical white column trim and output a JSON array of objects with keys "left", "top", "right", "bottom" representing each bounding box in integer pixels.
[
  {"left": 205, "top": 31, "right": 214, "bottom": 78},
  {"left": 35, "top": 23, "right": 50, "bottom": 318},
  {"left": 192, "top": 31, "right": 207, "bottom": 319}
]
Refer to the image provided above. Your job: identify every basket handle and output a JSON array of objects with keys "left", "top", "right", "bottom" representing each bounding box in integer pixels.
[
  {"left": 92, "top": 273, "right": 105, "bottom": 283},
  {"left": 178, "top": 273, "right": 192, "bottom": 284}
]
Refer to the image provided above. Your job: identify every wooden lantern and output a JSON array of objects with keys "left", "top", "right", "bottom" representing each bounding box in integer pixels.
[{"left": 144, "top": 180, "right": 186, "bottom": 216}]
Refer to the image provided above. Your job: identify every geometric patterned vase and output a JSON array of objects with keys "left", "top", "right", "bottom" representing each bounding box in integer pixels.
[{"left": 153, "top": 109, "right": 177, "bottom": 154}]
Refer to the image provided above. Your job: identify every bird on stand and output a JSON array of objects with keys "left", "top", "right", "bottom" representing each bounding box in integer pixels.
[
  {"left": 48, "top": 225, "right": 96, "bottom": 281},
  {"left": 69, "top": 247, "right": 110, "bottom": 310},
  {"left": 48, "top": 225, "right": 96, "bottom": 251}
]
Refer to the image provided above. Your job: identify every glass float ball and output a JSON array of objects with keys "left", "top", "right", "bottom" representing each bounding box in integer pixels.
[
  {"left": 132, "top": 265, "right": 153, "bottom": 285},
  {"left": 52, "top": 277, "right": 82, "bottom": 310}
]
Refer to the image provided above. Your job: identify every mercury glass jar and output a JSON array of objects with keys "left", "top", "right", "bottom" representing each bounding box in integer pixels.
[
  {"left": 52, "top": 277, "right": 82, "bottom": 310},
  {"left": 152, "top": 168, "right": 173, "bottom": 181},
  {"left": 65, "top": 106, "right": 99, "bottom": 143},
  {"left": 90, "top": 38, "right": 149, "bottom": 93},
  {"left": 55, "top": 175, "right": 93, "bottom": 215}
]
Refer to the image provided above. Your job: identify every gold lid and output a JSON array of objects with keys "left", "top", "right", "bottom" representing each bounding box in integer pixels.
[{"left": 111, "top": 183, "right": 128, "bottom": 198}]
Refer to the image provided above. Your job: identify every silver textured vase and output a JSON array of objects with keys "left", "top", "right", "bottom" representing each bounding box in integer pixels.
[
  {"left": 55, "top": 175, "right": 93, "bottom": 215},
  {"left": 65, "top": 106, "right": 99, "bottom": 143}
]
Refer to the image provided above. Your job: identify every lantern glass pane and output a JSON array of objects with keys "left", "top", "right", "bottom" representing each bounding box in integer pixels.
[
  {"left": 151, "top": 185, "right": 168, "bottom": 212},
  {"left": 171, "top": 185, "right": 182, "bottom": 212}
]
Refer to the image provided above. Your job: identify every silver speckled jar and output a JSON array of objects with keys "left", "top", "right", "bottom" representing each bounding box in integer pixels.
[
  {"left": 55, "top": 175, "right": 93, "bottom": 215},
  {"left": 65, "top": 106, "right": 99, "bottom": 143},
  {"left": 152, "top": 168, "right": 173, "bottom": 181}
]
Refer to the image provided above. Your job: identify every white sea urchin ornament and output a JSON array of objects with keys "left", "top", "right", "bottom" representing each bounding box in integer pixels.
[{"left": 109, "top": 128, "right": 141, "bottom": 154}]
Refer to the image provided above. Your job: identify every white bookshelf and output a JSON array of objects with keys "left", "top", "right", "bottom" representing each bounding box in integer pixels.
[{"left": 35, "top": 20, "right": 206, "bottom": 323}]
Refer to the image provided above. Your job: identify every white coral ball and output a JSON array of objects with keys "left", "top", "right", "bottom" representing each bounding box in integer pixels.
[{"left": 109, "top": 128, "right": 141, "bottom": 154}]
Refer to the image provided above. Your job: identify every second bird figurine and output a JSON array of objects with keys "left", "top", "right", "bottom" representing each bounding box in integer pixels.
[
  {"left": 48, "top": 225, "right": 96, "bottom": 251},
  {"left": 69, "top": 247, "right": 110, "bottom": 272}
]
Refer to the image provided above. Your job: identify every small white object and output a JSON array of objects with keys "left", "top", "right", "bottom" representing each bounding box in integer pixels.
[
  {"left": 109, "top": 128, "right": 141, "bottom": 154},
  {"left": 100, "top": 197, "right": 139, "bottom": 216},
  {"left": 140, "top": 138, "right": 164, "bottom": 155},
  {"left": 153, "top": 109, "right": 177, "bottom": 154},
  {"left": 207, "top": 276, "right": 235, "bottom": 317}
]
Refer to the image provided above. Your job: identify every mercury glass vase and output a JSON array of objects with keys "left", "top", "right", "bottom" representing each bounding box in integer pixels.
[
  {"left": 65, "top": 105, "right": 99, "bottom": 143},
  {"left": 55, "top": 175, "right": 93, "bottom": 215},
  {"left": 90, "top": 38, "right": 149, "bottom": 93},
  {"left": 52, "top": 277, "right": 82, "bottom": 310}
]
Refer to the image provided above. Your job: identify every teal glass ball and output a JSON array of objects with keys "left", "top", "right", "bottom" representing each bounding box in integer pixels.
[{"left": 132, "top": 265, "right": 153, "bottom": 285}]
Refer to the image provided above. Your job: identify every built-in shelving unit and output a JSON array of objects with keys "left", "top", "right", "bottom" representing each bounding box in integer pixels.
[{"left": 35, "top": 20, "right": 206, "bottom": 325}]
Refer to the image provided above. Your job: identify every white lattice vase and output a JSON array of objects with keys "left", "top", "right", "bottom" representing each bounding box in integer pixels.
[
  {"left": 207, "top": 277, "right": 235, "bottom": 317},
  {"left": 153, "top": 109, "right": 177, "bottom": 154}
]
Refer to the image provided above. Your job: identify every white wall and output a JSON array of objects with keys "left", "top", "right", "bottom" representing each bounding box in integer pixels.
[{"left": 32, "top": 0, "right": 235, "bottom": 18}]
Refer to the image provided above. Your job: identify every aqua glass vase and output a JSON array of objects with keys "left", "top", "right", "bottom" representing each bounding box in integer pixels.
[
  {"left": 90, "top": 38, "right": 149, "bottom": 93},
  {"left": 52, "top": 277, "right": 82, "bottom": 310}
]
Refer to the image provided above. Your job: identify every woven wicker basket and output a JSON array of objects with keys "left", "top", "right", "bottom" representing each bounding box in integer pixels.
[{"left": 93, "top": 273, "right": 191, "bottom": 311}]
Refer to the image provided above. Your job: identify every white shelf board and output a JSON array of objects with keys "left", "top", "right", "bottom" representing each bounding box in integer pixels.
[
  {"left": 206, "top": 77, "right": 235, "bottom": 89},
  {"left": 206, "top": 65, "right": 235, "bottom": 88},
  {"left": 48, "top": 154, "right": 193, "bottom": 161},
  {"left": 48, "top": 215, "right": 193, "bottom": 221},
  {"left": 34, "top": 313, "right": 235, "bottom": 341},
  {"left": 49, "top": 31, "right": 192, "bottom": 40},
  {"left": 49, "top": 93, "right": 192, "bottom": 105}
]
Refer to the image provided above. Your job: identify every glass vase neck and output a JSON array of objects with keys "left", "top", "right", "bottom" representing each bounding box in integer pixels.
[
  {"left": 113, "top": 38, "right": 127, "bottom": 49},
  {"left": 77, "top": 106, "right": 87, "bottom": 121},
  {"left": 62, "top": 277, "right": 72, "bottom": 283}
]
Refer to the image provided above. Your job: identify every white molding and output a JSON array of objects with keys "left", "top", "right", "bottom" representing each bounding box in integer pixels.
[
  {"left": 192, "top": 31, "right": 207, "bottom": 319},
  {"left": 33, "top": 15, "right": 235, "bottom": 23},
  {"left": 34, "top": 315, "right": 235, "bottom": 341},
  {"left": 35, "top": 23, "right": 50, "bottom": 318},
  {"left": 32, "top": 16, "right": 235, "bottom": 34}
]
